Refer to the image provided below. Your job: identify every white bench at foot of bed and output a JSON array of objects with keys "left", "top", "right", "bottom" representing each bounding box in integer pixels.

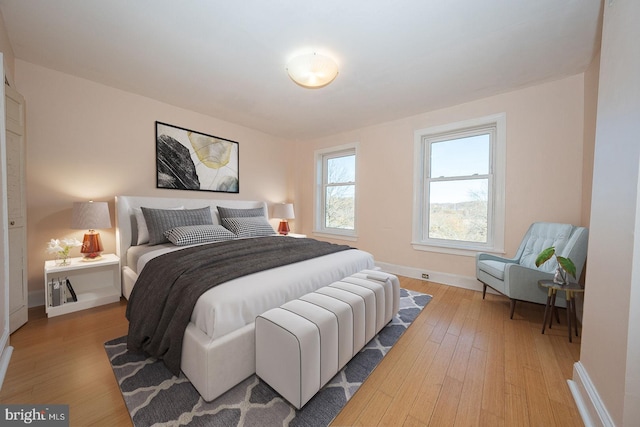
[{"left": 255, "top": 270, "right": 400, "bottom": 409}]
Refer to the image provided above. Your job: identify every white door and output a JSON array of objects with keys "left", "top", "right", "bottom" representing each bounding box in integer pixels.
[
  {"left": 1, "top": 54, "right": 15, "bottom": 390},
  {"left": 5, "top": 83, "right": 27, "bottom": 333}
]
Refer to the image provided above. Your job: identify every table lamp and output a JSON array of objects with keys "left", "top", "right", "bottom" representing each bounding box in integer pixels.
[
  {"left": 272, "top": 203, "right": 295, "bottom": 235},
  {"left": 71, "top": 201, "right": 112, "bottom": 261}
]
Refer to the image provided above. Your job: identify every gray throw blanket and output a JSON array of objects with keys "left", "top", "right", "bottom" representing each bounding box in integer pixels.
[{"left": 126, "top": 236, "right": 352, "bottom": 374}]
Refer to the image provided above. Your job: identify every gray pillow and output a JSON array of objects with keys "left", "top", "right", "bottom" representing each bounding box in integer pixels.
[
  {"left": 217, "top": 206, "right": 266, "bottom": 218},
  {"left": 133, "top": 206, "right": 183, "bottom": 245},
  {"left": 142, "top": 206, "right": 213, "bottom": 245},
  {"left": 164, "top": 225, "right": 237, "bottom": 246}
]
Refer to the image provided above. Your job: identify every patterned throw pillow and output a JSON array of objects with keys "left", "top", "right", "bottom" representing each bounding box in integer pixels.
[
  {"left": 221, "top": 217, "right": 276, "bottom": 238},
  {"left": 164, "top": 225, "right": 237, "bottom": 246},
  {"left": 216, "top": 206, "right": 275, "bottom": 237},
  {"left": 217, "top": 206, "right": 266, "bottom": 219},
  {"left": 142, "top": 206, "right": 213, "bottom": 245},
  {"left": 133, "top": 206, "right": 183, "bottom": 245}
]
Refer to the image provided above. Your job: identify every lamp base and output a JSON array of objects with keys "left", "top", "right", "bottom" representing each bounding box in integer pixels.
[
  {"left": 81, "top": 253, "right": 103, "bottom": 262},
  {"left": 81, "top": 231, "right": 104, "bottom": 261},
  {"left": 277, "top": 220, "right": 290, "bottom": 235}
]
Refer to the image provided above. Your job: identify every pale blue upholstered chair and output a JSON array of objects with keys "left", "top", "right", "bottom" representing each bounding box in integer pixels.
[{"left": 476, "top": 222, "right": 588, "bottom": 318}]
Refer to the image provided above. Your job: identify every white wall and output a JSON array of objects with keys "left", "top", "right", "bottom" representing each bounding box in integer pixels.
[
  {"left": 294, "top": 75, "right": 588, "bottom": 285},
  {"left": 582, "top": 46, "right": 600, "bottom": 227},
  {"left": 577, "top": 0, "right": 640, "bottom": 424},
  {"left": 13, "top": 59, "right": 591, "bottom": 304},
  {"left": 15, "top": 60, "right": 293, "bottom": 299}
]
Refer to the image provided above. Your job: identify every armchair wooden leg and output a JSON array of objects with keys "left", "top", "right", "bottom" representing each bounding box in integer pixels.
[
  {"left": 509, "top": 299, "right": 516, "bottom": 319},
  {"left": 482, "top": 284, "right": 487, "bottom": 299}
]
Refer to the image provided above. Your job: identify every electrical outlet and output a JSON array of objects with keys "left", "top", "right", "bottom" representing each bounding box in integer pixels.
[{"left": 421, "top": 273, "right": 429, "bottom": 280}]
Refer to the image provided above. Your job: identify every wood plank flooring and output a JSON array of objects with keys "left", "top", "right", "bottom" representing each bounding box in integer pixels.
[
  {"left": 0, "top": 277, "right": 582, "bottom": 426},
  {"left": 334, "top": 277, "right": 582, "bottom": 426}
]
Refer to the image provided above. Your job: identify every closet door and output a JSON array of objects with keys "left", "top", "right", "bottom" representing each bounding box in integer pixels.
[{"left": 6, "top": 83, "right": 27, "bottom": 333}]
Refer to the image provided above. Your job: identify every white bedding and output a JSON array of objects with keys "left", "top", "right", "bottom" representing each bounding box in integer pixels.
[
  {"left": 191, "top": 247, "right": 373, "bottom": 340},
  {"left": 127, "top": 243, "right": 180, "bottom": 274},
  {"left": 127, "top": 239, "right": 374, "bottom": 340}
]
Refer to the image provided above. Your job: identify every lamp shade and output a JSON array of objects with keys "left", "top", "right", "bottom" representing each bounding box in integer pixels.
[
  {"left": 286, "top": 52, "right": 338, "bottom": 89},
  {"left": 71, "top": 201, "right": 111, "bottom": 261},
  {"left": 272, "top": 203, "right": 295, "bottom": 220},
  {"left": 71, "top": 201, "right": 112, "bottom": 230}
]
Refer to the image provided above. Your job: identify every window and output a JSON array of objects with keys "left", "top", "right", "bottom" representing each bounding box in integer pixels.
[
  {"left": 315, "top": 144, "right": 357, "bottom": 238},
  {"left": 413, "top": 114, "right": 505, "bottom": 254}
]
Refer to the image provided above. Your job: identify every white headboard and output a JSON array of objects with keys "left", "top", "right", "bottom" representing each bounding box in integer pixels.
[{"left": 115, "top": 195, "right": 268, "bottom": 269}]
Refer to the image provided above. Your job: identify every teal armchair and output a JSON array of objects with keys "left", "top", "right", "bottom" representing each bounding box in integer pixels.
[{"left": 476, "top": 222, "right": 588, "bottom": 318}]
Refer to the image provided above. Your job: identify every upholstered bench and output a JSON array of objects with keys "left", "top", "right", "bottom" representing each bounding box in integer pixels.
[{"left": 255, "top": 270, "right": 400, "bottom": 409}]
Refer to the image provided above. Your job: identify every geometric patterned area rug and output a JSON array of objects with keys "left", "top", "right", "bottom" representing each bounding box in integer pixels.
[{"left": 105, "top": 289, "right": 432, "bottom": 427}]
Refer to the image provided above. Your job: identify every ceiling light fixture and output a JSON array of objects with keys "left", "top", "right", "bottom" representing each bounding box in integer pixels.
[{"left": 286, "top": 52, "right": 339, "bottom": 89}]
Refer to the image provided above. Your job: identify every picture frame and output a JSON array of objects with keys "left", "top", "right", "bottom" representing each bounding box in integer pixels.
[{"left": 155, "top": 121, "right": 239, "bottom": 193}]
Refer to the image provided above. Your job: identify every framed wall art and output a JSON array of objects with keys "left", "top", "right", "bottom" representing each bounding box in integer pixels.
[{"left": 156, "top": 121, "right": 239, "bottom": 193}]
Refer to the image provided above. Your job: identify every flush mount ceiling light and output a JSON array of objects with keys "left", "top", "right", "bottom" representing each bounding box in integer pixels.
[{"left": 286, "top": 52, "right": 339, "bottom": 89}]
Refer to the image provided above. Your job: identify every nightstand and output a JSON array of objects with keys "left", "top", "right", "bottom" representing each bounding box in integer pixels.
[
  {"left": 44, "top": 253, "right": 121, "bottom": 317},
  {"left": 278, "top": 233, "right": 307, "bottom": 238}
]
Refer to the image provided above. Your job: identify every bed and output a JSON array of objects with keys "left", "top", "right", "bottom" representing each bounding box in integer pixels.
[{"left": 115, "top": 195, "right": 375, "bottom": 401}]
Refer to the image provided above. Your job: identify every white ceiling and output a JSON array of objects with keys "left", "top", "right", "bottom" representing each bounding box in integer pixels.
[{"left": 0, "top": 0, "right": 602, "bottom": 140}]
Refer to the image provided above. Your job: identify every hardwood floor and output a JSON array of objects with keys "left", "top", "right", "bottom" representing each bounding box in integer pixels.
[
  {"left": 334, "top": 277, "right": 582, "bottom": 426},
  {"left": 0, "top": 277, "right": 582, "bottom": 426},
  {"left": 0, "top": 299, "right": 131, "bottom": 426}
]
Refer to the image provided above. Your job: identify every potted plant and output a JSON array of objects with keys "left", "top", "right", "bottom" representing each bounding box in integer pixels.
[{"left": 535, "top": 246, "right": 576, "bottom": 285}]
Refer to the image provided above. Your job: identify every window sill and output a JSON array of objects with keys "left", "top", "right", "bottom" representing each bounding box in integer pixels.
[
  {"left": 411, "top": 241, "right": 504, "bottom": 257},
  {"left": 313, "top": 231, "right": 358, "bottom": 242}
]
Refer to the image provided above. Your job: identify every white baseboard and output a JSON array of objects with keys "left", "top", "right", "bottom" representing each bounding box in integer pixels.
[
  {"left": 0, "top": 331, "right": 13, "bottom": 391},
  {"left": 374, "top": 261, "right": 499, "bottom": 295},
  {"left": 568, "top": 362, "right": 615, "bottom": 427}
]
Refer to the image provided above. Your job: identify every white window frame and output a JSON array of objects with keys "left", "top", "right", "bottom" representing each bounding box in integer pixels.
[
  {"left": 314, "top": 143, "right": 358, "bottom": 240},
  {"left": 412, "top": 114, "right": 506, "bottom": 256}
]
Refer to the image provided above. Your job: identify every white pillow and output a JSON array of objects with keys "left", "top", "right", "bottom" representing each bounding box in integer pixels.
[{"left": 133, "top": 206, "right": 183, "bottom": 245}]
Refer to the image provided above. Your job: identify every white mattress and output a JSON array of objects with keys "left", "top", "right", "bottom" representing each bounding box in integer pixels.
[{"left": 127, "top": 240, "right": 375, "bottom": 340}]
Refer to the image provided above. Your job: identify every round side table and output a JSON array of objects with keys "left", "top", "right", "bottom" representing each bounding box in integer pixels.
[{"left": 538, "top": 279, "right": 585, "bottom": 343}]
